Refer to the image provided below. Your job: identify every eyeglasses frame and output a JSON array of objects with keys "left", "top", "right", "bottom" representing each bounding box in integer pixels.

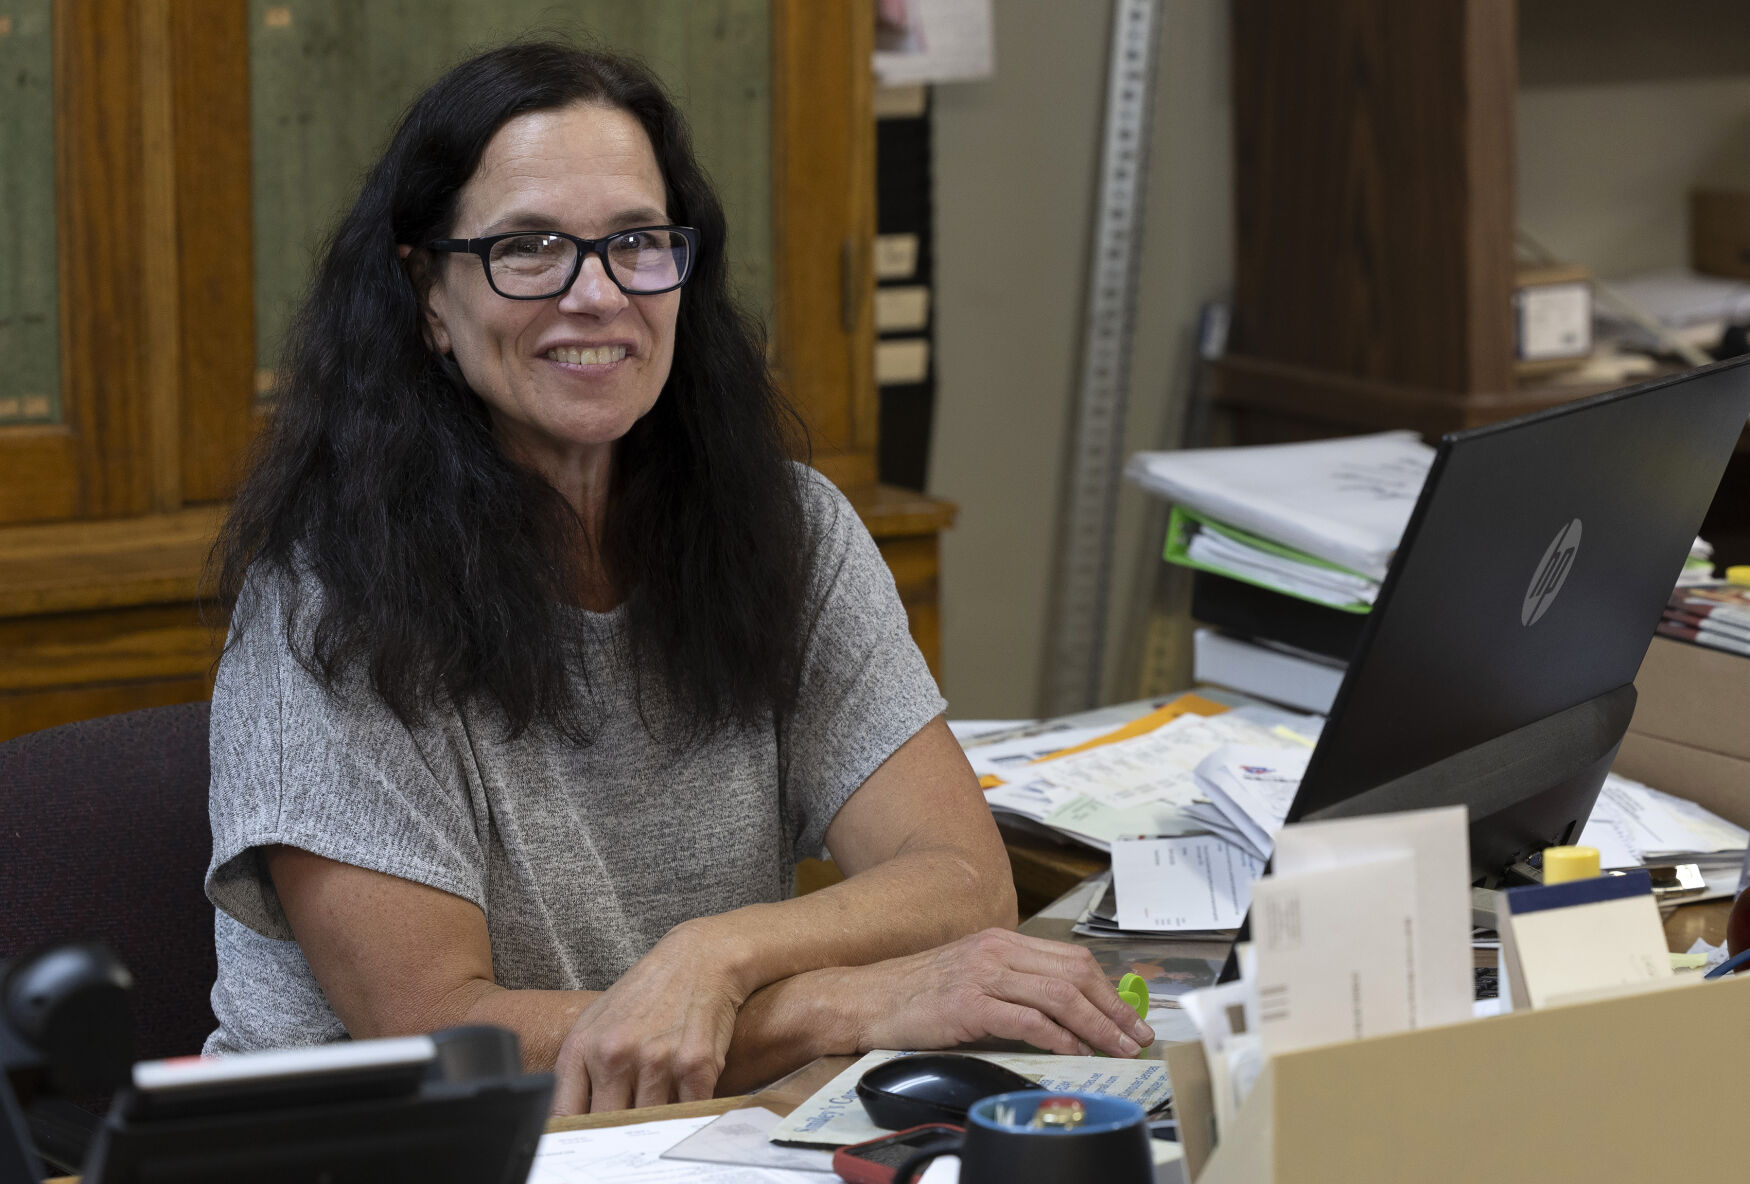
[{"left": 424, "top": 225, "right": 700, "bottom": 300}]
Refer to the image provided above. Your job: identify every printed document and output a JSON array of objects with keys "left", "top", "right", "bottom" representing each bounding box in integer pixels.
[
  {"left": 1110, "top": 834, "right": 1263, "bottom": 932},
  {"left": 985, "top": 712, "right": 1294, "bottom": 850},
  {"left": 528, "top": 1115, "right": 820, "bottom": 1183},
  {"left": 1252, "top": 852, "right": 1418, "bottom": 1055},
  {"left": 1579, "top": 772, "right": 1749, "bottom": 865},
  {"left": 1269, "top": 805, "right": 1474, "bottom": 1029}
]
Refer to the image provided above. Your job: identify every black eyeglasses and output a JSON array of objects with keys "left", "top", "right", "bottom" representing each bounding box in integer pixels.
[{"left": 426, "top": 226, "right": 698, "bottom": 299}]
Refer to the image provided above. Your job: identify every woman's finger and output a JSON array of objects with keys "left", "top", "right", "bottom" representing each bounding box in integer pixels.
[
  {"left": 632, "top": 1053, "right": 675, "bottom": 1110},
  {"left": 980, "top": 967, "right": 1142, "bottom": 1058},
  {"left": 959, "top": 995, "right": 1086, "bottom": 1056},
  {"left": 586, "top": 1053, "right": 635, "bottom": 1114},
  {"left": 550, "top": 1051, "right": 590, "bottom": 1117},
  {"left": 966, "top": 932, "right": 1154, "bottom": 1045}
]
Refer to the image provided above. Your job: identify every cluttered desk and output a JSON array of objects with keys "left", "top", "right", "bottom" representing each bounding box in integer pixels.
[{"left": 12, "top": 363, "right": 1750, "bottom": 1182}]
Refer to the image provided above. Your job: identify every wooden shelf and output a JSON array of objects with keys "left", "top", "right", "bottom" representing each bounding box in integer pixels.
[
  {"left": 0, "top": 505, "right": 224, "bottom": 619},
  {"left": 1213, "top": 354, "right": 1638, "bottom": 437},
  {"left": 846, "top": 482, "right": 957, "bottom": 538}
]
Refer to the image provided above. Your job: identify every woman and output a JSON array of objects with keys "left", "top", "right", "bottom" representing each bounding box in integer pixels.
[{"left": 204, "top": 40, "right": 1151, "bottom": 1114}]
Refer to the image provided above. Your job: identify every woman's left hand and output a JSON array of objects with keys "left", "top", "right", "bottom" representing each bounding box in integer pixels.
[{"left": 549, "top": 918, "right": 748, "bottom": 1115}]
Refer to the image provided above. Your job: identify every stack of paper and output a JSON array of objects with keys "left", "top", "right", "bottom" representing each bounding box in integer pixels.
[
  {"left": 1658, "top": 581, "right": 1750, "bottom": 656},
  {"left": 1184, "top": 744, "right": 1315, "bottom": 860},
  {"left": 1677, "top": 537, "right": 1717, "bottom": 587},
  {"left": 1125, "top": 431, "right": 1435, "bottom": 609},
  {"left": 981, "top": 708, "right": 1310, "bottom": 851},
  {"left": 1578, "top": 772, "right": 1748, "bottom": 889},
  {"left": 1593, "top": 267, "right": 1750, "bottom": 353}
]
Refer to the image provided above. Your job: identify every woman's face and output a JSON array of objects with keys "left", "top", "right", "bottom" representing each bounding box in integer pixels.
[{"left": 419, "top": 102, "right": 680, "bottom": 488}]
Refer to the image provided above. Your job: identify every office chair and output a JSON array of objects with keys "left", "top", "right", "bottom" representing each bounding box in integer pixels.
[{"left": 0, "top": 701, "right": 216, "bottom": 1166}]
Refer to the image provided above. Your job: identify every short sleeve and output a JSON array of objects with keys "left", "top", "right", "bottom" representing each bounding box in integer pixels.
[
  {"left": 205, "top": 573, "right": 486, "bottom": 940},
  {"left": 781, "top": 469, "right": 948, "bottom": 859}
]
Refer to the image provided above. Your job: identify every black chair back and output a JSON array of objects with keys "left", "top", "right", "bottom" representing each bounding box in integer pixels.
[{"left": 0, "top": 703, "right": 216, "bottom": 1064}]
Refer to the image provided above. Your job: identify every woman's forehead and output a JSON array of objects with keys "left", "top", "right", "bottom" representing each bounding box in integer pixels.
[{"left": 458, "top": 102, "right": 667, "bottom": 230}]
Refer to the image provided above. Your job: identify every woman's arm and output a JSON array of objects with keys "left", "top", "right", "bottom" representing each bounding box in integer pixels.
[
  {"left": 548, "top": 715, "right": 1148, "bottom": 1109},
  {"left": 264, "top": 845, "right": 597, "bottom": 1068},
  {"left": 271, "top": 716, "right": 1149, "bottom": 1112},
  {"left": 270, "top": 841, "right": 1149, "bottom": 1113}
]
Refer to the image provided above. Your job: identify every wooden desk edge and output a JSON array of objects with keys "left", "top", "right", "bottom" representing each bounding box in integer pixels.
[{"left": 545, "top": 1052, "right": 855, "bottom": 1133}]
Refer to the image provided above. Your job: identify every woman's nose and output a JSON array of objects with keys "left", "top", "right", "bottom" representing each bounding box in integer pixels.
[{"left": 557, "top": 253, "right": 628, "bottom": 316}]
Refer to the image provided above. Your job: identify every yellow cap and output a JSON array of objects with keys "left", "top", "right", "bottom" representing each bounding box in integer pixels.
[
  {"left": 1727, "top": 565, "right": 1750, "bottom": 587},
  {"left": 1543, "top": 845, "right": 1601, "bottom": 884}
]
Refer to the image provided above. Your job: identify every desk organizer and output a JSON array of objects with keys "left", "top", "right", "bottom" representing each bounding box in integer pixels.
[{"left": 1166, "top": 970, "right": 1750, "bottom": 1181}]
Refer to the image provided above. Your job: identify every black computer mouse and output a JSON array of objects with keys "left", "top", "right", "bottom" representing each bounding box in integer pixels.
[{"left": 856, "top": 1053, "right": 1043, "bottom": 1130}]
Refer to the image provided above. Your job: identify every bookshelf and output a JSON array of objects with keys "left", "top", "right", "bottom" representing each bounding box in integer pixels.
[{"left": 1214, "top": 0, "right": 1750, "bottom": 563}]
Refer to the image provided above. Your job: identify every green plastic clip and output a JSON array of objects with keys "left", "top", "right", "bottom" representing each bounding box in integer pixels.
[{"left": 1117, "top": 972, "right": 1148, "bottom": 1020}]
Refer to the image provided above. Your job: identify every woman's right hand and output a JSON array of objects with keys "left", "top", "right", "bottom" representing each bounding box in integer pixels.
[{"left": 824, "top": 928, "right": 1155, "bottom": 1058}]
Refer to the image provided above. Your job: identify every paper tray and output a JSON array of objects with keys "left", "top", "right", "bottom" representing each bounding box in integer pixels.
[{"left": 1166, "top": 971, "right": 1750, "bottom": 1182}]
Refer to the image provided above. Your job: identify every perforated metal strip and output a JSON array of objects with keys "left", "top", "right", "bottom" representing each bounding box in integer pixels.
[{"left": 1044, "top": 0, "right": 1163, "bottom": 715}]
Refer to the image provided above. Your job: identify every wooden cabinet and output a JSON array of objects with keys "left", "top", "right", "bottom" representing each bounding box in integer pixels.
[
  {"left": 1217, "top": 0, "right": 1750, "bottom": 562},
  {"left": 0, "top": 0, "right": 950, "bottom": 741}
]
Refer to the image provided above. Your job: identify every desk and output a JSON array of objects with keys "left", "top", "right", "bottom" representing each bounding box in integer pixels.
[{"left": 46, "top": 878, "right": 1734, "bottom": 1184}]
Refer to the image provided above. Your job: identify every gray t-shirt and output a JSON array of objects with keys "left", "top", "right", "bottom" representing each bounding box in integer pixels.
[{"left": 204, "top": 469, "right": 946, "bottom": 1054}]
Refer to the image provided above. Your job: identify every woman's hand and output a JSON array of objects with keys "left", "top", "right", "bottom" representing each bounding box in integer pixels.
[
  {"left": 549, "top": 918, "right": 750, "bottom": 1115},
  {"left": 825, "top": 928, "right": 1155, "bottom": 1059}
]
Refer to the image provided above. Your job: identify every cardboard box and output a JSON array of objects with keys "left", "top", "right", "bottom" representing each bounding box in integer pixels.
[
  {"left": 1614, "top": 732, "right": 1750, "bottom": 831},
  {"left": 1169, "top": 972, "right": 1750, "bottom": 1182},
  {"left": 1611, "top": 635, "right": 1750, "bottom": 827},
  {"left": 1691, "top": 188, "right": 1750, "bottom": 281},
  {"left": 1627, "top": 635, "right": 1750, "bottom": 761}
]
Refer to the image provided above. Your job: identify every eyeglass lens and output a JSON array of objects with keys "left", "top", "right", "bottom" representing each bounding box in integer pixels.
[{"left": 487, "top": 230, "right": 688, "bottom": 297}]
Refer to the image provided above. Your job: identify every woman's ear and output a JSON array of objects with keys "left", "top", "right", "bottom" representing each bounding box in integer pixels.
[{"left": 397, "top": 244, "right": 453, "bottom": 355}]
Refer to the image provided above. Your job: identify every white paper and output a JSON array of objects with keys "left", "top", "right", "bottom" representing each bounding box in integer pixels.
[
  {"left": 660, "top": 1107, "right": 835, "bottom": 1173},
  {"left": 529, "top": 1115, "right": 822, "bottom": 1184},
  {"left": 1187, "top": 525, "right": 1380, "bottom": 606},
  {"left": 1110, "top": 835, "right": 1263, "bottom": 932},
  {"left": 982, "top": 711, "right": 1309, "bottom": 851},
  {"left": 1179, "top": 978, "right": 1261, "bottom": 1137},
  {"left": 1268, "top": 805, "right": 1474, "bottom": 1030},
  {"left": 947, "top": 719, "right": 1034, "bottom": 744},
  {"left": 961, "top": 725, "right": 1110, "bottom": 781},
  {"left": 766, "top": 1050, "right": 1170, "bottom": 1149},
  {"left": 1580, "top": 773, "right": 1749, "bottom": 864},
  {"left": 1125, "top": 432, "right": 1433, "bottom": 579},
  {"left": 1251, "top": 852, "right": 1418, "bottom": 1055},
  {"left": 1193, "top": 745, "right": 1313, "bottom": 860}
]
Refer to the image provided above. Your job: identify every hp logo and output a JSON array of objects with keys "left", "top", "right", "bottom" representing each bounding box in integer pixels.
[{"left": 1523, "top": 519, "right": 1582, "bottom": 626}]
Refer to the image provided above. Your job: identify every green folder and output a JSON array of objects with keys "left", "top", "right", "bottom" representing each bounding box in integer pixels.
[{"left": 1161, "top": 504, "right": 1374, "bottom": 614}]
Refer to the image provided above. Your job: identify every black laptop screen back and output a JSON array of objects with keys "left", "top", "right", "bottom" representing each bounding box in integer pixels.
[{"left": 1288, "top": 357, "right": 1750, "bottom": 821}]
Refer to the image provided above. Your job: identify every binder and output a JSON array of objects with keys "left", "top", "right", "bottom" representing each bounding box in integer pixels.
[
  {"left": 1166, "top": 971, "right": 1750, "bottom": 1182},
  {"left": 1162, "top": 506, "right": 1374, "bottom": 613}
]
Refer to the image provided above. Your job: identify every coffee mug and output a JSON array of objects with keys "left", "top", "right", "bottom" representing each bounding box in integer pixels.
[{"left": 895, "top": 1090, "right": 1153, "bottom": 1184}]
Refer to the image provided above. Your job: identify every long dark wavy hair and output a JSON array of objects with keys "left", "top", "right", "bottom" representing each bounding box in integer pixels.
[{"left": 212, "top": 41, "right": 811, "bottom": 744}]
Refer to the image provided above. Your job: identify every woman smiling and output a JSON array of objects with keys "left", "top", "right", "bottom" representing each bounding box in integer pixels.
[{"left": 203, "top": 40, "right": 1151, "bottom": 1116}]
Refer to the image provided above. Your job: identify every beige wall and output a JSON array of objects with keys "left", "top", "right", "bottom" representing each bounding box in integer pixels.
[
  {"left": 1518, "top": 77, "right": 1750, "bottom": 277},
  {"left": 928, "top": 0, "right": 1232, "bottom": 717}
]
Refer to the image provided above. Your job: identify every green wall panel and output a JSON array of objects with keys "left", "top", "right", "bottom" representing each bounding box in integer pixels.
[
  {"left": 249, "top": 0, "right": 772, "bottom": 389},
  {"left": 0, "top": 2, "right": 60, "bottom": 426}
]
